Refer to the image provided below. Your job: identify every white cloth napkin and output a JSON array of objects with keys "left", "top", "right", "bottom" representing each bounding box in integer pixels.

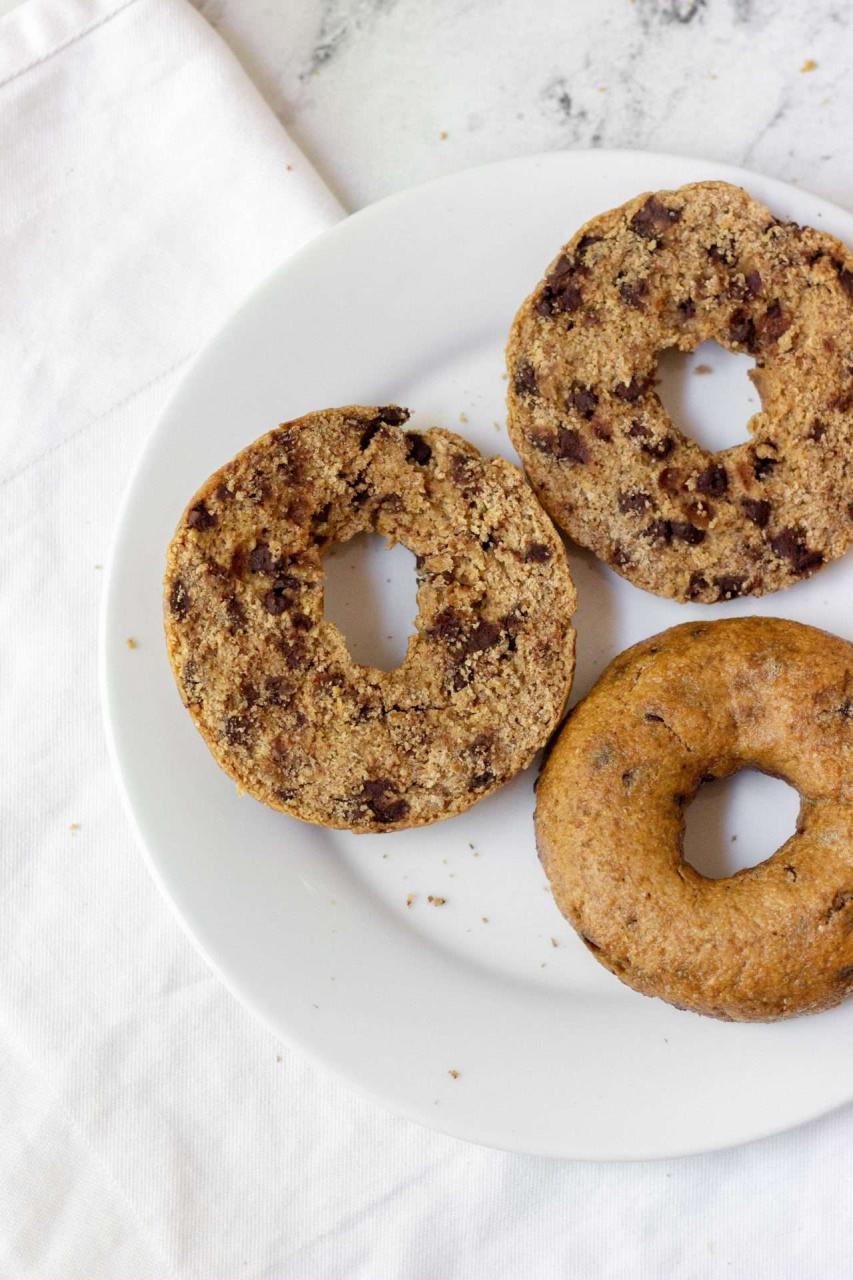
[{"left": 3, "top": 1, "right": 853, "bottom": 1277}]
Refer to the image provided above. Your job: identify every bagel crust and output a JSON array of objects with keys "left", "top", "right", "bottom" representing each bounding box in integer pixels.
[
  {"left": 164, "top": 406, "right": 576, "bottom": 833},
  {"left": 536, "top": 618, "right": 853, "bottom": 1021},
  {"left": 507, "top": 181, "right": 853, "bottom": 602}
]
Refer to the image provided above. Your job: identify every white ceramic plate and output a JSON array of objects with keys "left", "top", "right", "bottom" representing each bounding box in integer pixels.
[{"left": 102, "top": 151, "right": 853, "bottom": 1159}]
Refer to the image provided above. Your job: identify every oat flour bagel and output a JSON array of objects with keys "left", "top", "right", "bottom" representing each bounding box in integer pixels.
[
  {"left": 507, "top": 181, "right": 853, "bottom": 602},
  {"left": 164, "top": 405, "right": 576, "bottom": 833},
  {"left": 536, "top": 617, "right": 853, "bottom": 1021}
]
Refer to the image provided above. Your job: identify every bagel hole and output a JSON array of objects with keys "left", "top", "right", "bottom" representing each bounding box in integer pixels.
[
  {"left": 683, "top": 770, "right": 800, "bottom": 880},
  {"left": 656, "top": 340, "right": 759, "bottom": 453},
  {"left": 323, "top": 532, "right": 418, "bottom": 670}
]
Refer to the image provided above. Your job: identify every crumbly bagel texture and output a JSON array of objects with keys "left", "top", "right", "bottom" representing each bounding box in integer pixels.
[
  {"left": 165, "top": 406, "right": 577, "bottom": 833},
  {"left": 507, "top": 181, "right": 853, "bottom": 602}
]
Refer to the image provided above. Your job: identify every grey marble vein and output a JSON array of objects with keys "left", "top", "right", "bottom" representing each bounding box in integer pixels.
[{"left": 191, "top": 0, "right": 853, "bottom": 213}]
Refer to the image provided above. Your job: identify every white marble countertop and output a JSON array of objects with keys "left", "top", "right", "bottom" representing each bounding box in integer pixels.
[{"left": 193, "top": 0, "right": 852, "bottom": 212}]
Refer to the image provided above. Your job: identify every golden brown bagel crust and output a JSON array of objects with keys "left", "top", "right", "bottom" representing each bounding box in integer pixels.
[
  {"left": 507, "top": 181, "right": 853, "bottom": 602},
  {"left": 536, "top": 617, "right": 853, "bottom": 1021}
]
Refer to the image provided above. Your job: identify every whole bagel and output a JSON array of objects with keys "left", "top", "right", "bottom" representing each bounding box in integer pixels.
[{"left": 536, "top": 617, "right": 853, "bottom": 1021}]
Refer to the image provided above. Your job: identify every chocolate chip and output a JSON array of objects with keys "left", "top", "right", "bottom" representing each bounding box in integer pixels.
[
  {"left": 745, "top": 269, "right": 763, "bottom": 297},
  {"left": 226, "top": 595, "right": 246, "bottom": 631},
  {"left": 263, "top": 581, "right": 294, "bottom": 615},
  {"left": 671, "top": 521, "right": 705, "bottom": 545},
  {"left": 628, "top": 421, "right": 650, "bottom": 440},
  {"left": 618, "top": 490, "right": 652, "bottom": 514},
  {"left": 753, "top": 453, "right": 779, "bottom": 481},
  {"left": 682, "top": 499, "right": 713, "bottom": 529},
  {"left": 547, "top": 254, "right": 575, "bottom": 282},
  {"left": 555, "top": 427, "right": 590, "bottom": 463},
  {"left": 471, "top": 770, "right": 495, "bottom": 790},
  {"left": 576, "top": 234, "right": 602, "bottom": 258},
  {"left": 643, "top": 518, "right": 672, "bottom": 545},
  {"left": 741, "top": 497, "right": 771, "bottom": 527},
  {"left": 836, "top": 263, "right": 853, "bottom": 300},
  {"left": 676, "top": 297, "right": 696, "bottom": 321},
  {"left": 376, "top": 405, "right": 410, "bottom": 426},
  {"left": 618, "top": 278, "right": 648, "bottom": 307},
  {"left": 758, "top": 300, "right": 789, "bottom": 344},
  {"left": 314, "top": 669, "right": 343, "bottom": 691},
  {"left": 770, "top": 527, "right": 824, "bottom": 575},
  {"left": 407, "top": 433, "right": 432, "bottom": 465},
  {"left": 641, "top": 435, "right": 674, "bottom": 459},
  {"left": 687, "top": 572, "right": 709, "bottom": 599},
  {"left": 592, "top": 422, "right": 612, "bottom": 441},
  {"left": 615, "top": 375, "right": 651, "bottom": 402},
  {"left": 538, "top": 280, "right": 582, "bottom": 315},
  {"left": 187, "top": 502, "right": 216, "bottom": 530},
  {"left": 530, "top": 430, "right": 556, "bottom": 455},
  {"left": 291, "top": 612, "right": 313, "bottom": 631},
  {"left": 430, "top": 606, "right": 463, "bottom": 642},
  {"left": 537, "top": 257, "right": 584, "bottom": 315},
  {"left": 568, "top": 385, "right": 598, "bottom": 418},
  {"left": 715, "top": 574, "right": 747, "bottom": 600},
  {"left": 728, "top": 308, "right": 756, "bottom": 350},
  {"left": 358, "top": 778, "right": 410, "bottom": 824},
  {"left": 264, "top": 677, "right": 289, "bottom": 705},
  {"left": 223, "top": 715, "right": 251, "bottom": 747},
  {"left": 450, "top": 453, "right": 476, "bottom": 486},
  {"left": 524, "top": 542, "right": 551, "bottom": 562},
  {"left": 708, "top": 241, "right": 736, "bottom": 266},
  {"left": 359, "top": 420, "right": 382, "bottom": 450},
  {"left": 169, "top": 578, "right": 190, "bottom": 620},
  {"left": 629, "top": 196, "right": 681, "bottom": 239},
  {"left": 514, "top": 360, "right": 538, "bottom": 396},
  {"left": 658, "top": 467, "right": 683, "bottom": 493},
  {"left": 696, "top": 463, "right": 728, "bottom": 496},
  {"left": 464, "top": 619, "right": 501, "bottom": 655},
  {"left": 249, "top": 543, "right": 274, "bottom": 573},
  {"left": 809, "top": 420, "right": 828, "bottom": 442},
  {"left": 311, "top": 502, "right": 332, "bottom": 529},
  {"left": 280, "top": 640, "right": 308, "bottom": 670}
]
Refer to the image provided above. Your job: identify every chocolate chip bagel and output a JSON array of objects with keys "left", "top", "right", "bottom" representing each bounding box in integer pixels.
[
  {"left": 164, "top": 406, "right": 576, "bottom": 833},
  {"left": 536, "top": 617, "right": 853, "bottom": 1021},
  {"left": 507, "top": 181, "right": 853, "bottom": 602}
]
